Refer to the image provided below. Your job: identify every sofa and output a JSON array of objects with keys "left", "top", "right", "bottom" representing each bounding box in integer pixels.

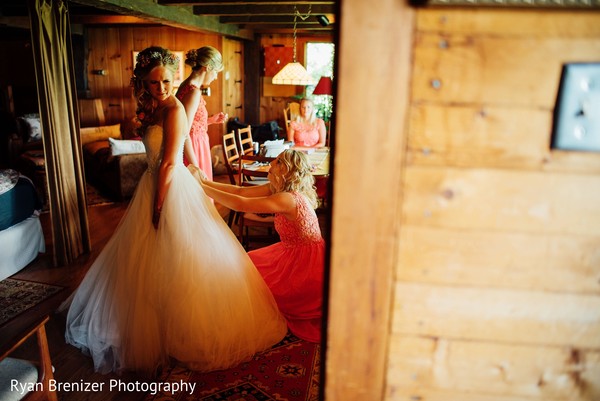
[
  {"left": 8, "top": 114, "right": 148, "bottom": 202},
  {"left": 80, "top": 121, "right": 147, "bottom": 200}
]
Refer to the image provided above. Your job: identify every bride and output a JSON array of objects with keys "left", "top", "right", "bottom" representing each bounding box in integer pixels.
[{"left": 64, "top": 46, "right": 287, "bottom": 375}]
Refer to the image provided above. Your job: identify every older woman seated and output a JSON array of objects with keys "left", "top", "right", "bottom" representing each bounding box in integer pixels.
[{"left": 287, "top": 97, "right": 327, "bottom": 148}]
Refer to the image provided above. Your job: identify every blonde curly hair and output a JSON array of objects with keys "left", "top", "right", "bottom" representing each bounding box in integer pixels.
[
  {"left": 269, "top": 149, "right": 318, "bottom": 209},
  {"left": 130, "top": 46, "right": 179, "bottom": 135}
]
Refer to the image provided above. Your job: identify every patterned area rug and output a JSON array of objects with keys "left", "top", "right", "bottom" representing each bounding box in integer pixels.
[
  {"left": 144, "top": 332, "right": 320, "bottom": 401},
  {"left": 0, "top": 278, "right": 64, "bottom": 325}
]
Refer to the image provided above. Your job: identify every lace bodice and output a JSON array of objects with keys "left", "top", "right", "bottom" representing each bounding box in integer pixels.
[
  {"left": 275, "top": 192, "right": 323, "bottom": 246},
  {"left": 143, "top": 125, "right": 184, "bottom": 173},
  {"left": 289, "top": 119, "right": 325, "bottom": 147},
  {"left": 176, "top": 84, "right": 208, "bottom": 137}
]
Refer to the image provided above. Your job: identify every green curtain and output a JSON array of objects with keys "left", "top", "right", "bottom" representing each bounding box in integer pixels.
[{"left": 28, "top": 0, "right": 90, "bottom": 266}]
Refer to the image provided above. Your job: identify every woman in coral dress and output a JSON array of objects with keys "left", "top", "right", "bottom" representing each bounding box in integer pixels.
[
  {"left": 287, "top": 97, "right": 327, "bottom": 148},
  {"left": 64, "top": 47, "right": 286, "bottom": 376},
  {"left": 176, "top": 46, "right": 228, "bottom": 181},
  {"left": 200, "top": 149, "right": 325, "bottom": 342}
]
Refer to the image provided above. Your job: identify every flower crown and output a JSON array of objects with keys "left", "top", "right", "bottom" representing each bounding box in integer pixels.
[{"left": 136, "top": 51, "right": 179, "bottom": 69}]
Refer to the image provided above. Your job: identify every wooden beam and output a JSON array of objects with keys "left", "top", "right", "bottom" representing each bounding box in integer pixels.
[
  {"left": 69, "top": 0, "right": 254, "bottom": 39},
  {"left": 159, "top": 0, "right": 334, "bottom": 4},
  {"left": 220, "top": 15, "right": 316, "bottom": 23},
  {"left": 69, "top": 15, "right": 151, "bottom": 24},
  {"left": 325, "top": 0, "right": 415, "bottom": 399},
  {"left": 193, "top": 4, "right": 335, "bottom": 15}
]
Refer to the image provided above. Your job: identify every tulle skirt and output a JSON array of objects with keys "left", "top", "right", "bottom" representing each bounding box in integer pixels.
[{"left": 65, "top": 164, "right": 287, "bottom": 374}]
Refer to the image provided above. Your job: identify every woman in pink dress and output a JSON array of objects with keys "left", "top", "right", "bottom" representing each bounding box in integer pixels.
[
  {"left": 176, "top": 46, "right": 228, "bottom": 181},
  {"left": 199, "top": 149, "right": 325, "bottom": 342},
  {"left": 287, "top": 97, "right": 327, "bottom": 148}
]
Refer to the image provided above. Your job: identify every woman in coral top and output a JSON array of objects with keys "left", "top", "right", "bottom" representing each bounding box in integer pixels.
[
  {"left": 199, "top": 149, "right": 325, "bottom": 343},
  {"left": 287, "top": 97, "right": 327, "bottom": 148},
  {"left": 176, "top": 46, "right": 228, "bottom": 181}
]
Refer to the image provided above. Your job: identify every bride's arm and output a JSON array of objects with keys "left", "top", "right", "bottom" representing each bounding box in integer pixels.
[{"left": 154, "top": 104, "right": 187, "bottom": 228}]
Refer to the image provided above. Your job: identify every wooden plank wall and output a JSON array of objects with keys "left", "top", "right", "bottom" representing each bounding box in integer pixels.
[
  {"left": 85, "top": 26, "right": 226, "bottom": 146},
  {"left": 386, "top": 9, "right": 600, "bottom": 401},
  {"left": 85, "top": 26, "right": 331, "bottom": 145},
  {"left": 222, "top": 38, "right": 244, "bottom": 124}
]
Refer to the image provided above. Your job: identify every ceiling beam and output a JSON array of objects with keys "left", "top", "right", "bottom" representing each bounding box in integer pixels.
[
  {"left": 69, "top": 15, "right": 151, "bottom": 24},
  {"left": 241, "top": 24, "right": 332, "bottom": 31},
  {"left": 69, "top": 0, "right": 254, "bottom": 39},
  {"left": 193, "top": 4, "right": 334, "bottom": 15},
  {"left": 219, "top": 15, "right": 324, "bottom": 23},
  {"left": 159, "top": 0, "right": 333, "bottom": 4}
]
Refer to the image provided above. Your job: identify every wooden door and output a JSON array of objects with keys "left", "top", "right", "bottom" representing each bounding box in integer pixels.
[{"left": 222, "top": 38, "right": 244, "bottom": 125}]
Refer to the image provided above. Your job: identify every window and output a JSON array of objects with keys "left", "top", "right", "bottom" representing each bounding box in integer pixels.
[{"left": 306, "top": 42, "right": 335, "bottom": 121}]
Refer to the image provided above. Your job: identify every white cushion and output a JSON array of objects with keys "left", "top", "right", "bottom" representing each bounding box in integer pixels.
[
  {"left": 18, "top": 116, "right": 42, "bottom": 142},
  {"left": 108, "top": 137, "right": 145, "bottom": 156},
  {"left": 0, "top": 357, "right": 38, "bottom": 401}
]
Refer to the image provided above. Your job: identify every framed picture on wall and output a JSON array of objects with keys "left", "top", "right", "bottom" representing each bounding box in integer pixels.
[{"left": 132, "top": 51, "right": 185, "bottom": 87}]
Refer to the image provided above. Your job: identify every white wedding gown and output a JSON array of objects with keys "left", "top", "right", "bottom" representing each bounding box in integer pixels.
[{"left": 65, "top": 125, "right": 287, "bottom": 375}]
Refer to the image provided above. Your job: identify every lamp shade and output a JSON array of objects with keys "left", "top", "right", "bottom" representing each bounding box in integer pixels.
[
  {"left": 272, "top": 62, "right": 316, "bottom": 85},
  {"left": 312, "top": 76, "right": 333, "bottom": 95}
]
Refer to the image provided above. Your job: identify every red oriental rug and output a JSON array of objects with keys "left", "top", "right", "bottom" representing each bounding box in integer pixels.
[{"left": 144, "top": 332, "right": 320, "bottom": 401}]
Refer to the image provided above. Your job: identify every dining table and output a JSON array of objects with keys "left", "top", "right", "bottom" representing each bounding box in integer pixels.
[
  {"left": 239, "top": 146, "right": 330, "bottom": 203},
  {"left": 240, "top": 146, "right": 330, "bottom": 177}
]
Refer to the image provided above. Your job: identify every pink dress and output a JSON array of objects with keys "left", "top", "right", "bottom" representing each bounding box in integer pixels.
[
  {"left": 289, "top": 118, "right": 326, "bottom": 147},
  {"left": 176, "top": 84, "right": 213, "bottom": 181},
  {"left": 248, "top": 191, "right": 325, "bottom": 343}
]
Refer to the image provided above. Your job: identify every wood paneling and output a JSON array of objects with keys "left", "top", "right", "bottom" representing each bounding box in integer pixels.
[
  {"left": 392, "top": 282, "right": 600, "bottom": 347},
  {"left": 408, "top": 104, "right": 552, "bottom": 169},
  {"left": 85, "top": 26, "right": 225, "bottom": 146},
  {"left": 412, "top": 33, "right": 600, "bottom": 108},
  {"left": 387, "top": 336, "right": 600, "bottom": 400},
  {"left": 397, "top": 226, "right": 600, "bottom": 294},
  {"left": 402, "top": 167, "right": 600, "bottom": 235},
  {"left": 222, "top": 38, "right": 244, "bottom": 123},
  {"left": 378, "top": 9, "right": 600, "bottom": 401}
]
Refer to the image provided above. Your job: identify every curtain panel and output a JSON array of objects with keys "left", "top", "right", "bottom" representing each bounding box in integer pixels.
[{"left": 28, "top": 0, "right": 90, "bottom": 265}]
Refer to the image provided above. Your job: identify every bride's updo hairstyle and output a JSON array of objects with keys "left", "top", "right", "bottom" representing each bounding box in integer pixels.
[
  {"left": 131, "top": 46, "right": 179, "bottom": 135},
  {"left": 185, "top": 46, "right": 224, "bottom": 72},
  {"left": 270, "top": 150, "right": 318, "bottom": 209}
]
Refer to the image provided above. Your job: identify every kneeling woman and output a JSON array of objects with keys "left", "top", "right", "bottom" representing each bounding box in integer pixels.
[{"left": 199, "top": 149, "right": 325, "bottom": 343}]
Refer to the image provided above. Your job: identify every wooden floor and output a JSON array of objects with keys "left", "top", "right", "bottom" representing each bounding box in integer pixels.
[
  {"left": 7, "top": 188, "right": 312, "bottom": 401},
  {"left": 10, "top": 202, "right": 156, "bottom": 401}
]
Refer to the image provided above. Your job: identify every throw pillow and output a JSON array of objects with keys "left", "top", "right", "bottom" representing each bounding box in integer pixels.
[
  {"left": 17, "top": 116, "right": 42, "bottom": 142},
  {"left": 80, "top": 123, "right": 121, "bottom": 145},
  {"left": 108, "top": 137, "right": 145, "bottom": 156}
]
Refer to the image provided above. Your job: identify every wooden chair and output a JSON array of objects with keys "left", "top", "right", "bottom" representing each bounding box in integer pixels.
[
  {"left": 236, "top": 125, "right": 254, "bottom": 156},
  {"left": 221, "top": 131, "right": 240, "bottom": 186},
  {"left": 236, "top": 153, "right": 278, "bottom": 249},
  {"left": 238, "top": 154, "right": 273, "bottom": 187},
  {"left": 221, "top": 131, "right": 241, "bottom": 227},
  {"left": 237, "top": 212, "right": 278, "bottom": 250},
  {"left": 0, "top": 315, "right": 57, "bottom": 401},
  {"left": 283, "top": 102, "right": 300, "bottom": 133}
]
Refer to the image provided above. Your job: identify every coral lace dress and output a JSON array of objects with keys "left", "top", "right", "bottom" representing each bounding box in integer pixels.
[
  {"left": 176, "top": 84, "right": 213, "bottom": 180},
  {"left": 248, "top": 191, "right": 325, "bottom": 343},
  {"left": 289, "top": 118, "right": 326, "bottom": 147}
]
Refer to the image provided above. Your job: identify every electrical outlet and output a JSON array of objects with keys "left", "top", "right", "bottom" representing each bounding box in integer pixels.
[{"left": 552, "top": 63, "right": 600, "bottom": 152}]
